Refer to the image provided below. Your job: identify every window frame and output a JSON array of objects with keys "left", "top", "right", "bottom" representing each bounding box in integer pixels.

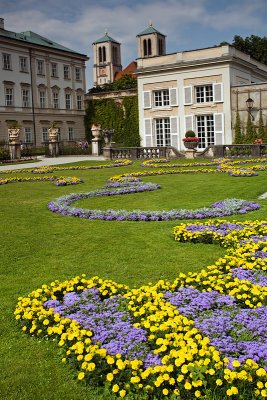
[
  {"left": 37, "top": 59, "right": 45, "bottom": 75},
  {"left": 195, "top": 85, "right": 213, "bottom": 103},
  {"left": 51, "top": 63, "right": 58, "bottom": 78},
  {"left": 19, "top": 56, "right": 28, "bottom": 73},
  {"left": 153, "top": 89, "right": 170, "bottom": 108},
  {"left": 75, "top": 67, "right": 81, "bottom": 81},
  {"left": 2, "top": 53, "right": 11, "bottom": 70},
  {"left": 5, "top": 87, "right": 14, "bottom": 106},
  {"left": 68, "top": 127, "right": 74, "bottom": 141},
  {"left": 22, "top": 89, "right": 30, "bottom": 107},
  {"left": 63, "top": 64, "right": 70, "bottom": 80}
]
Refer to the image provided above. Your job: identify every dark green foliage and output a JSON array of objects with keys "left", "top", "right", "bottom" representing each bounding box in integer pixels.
[
  {"left": 85, "top": 96, "right": 140, "bottom": 147},
  {"left": 245, "top": 114, "right": 256, "bottom": 143},
  {"left": 185, "top": 130, "right": 196, "bottom": 138},
  {"left": 122, "top": 96, "right": 140, "bottom": 146},
  {"left": 0, "top": 147, "right": 10, "bottom": 160},
  {"left": 258, "top": 110, "right": 265, "bottom": 141},
  {"left": 233, "top": 112, "right": 244, "bottom": 144},
  {"left": 87, "top": 75, "right": 137, "bottom": 94},
  {"left": 221, "top": 35, "right": 267, "bottom": 65}
]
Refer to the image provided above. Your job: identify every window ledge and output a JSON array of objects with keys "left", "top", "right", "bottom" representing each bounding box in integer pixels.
[{"left": 191, "top": 103, "right": 217, "bottom": 109}]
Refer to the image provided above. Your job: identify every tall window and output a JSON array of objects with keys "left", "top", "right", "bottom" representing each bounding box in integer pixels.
[
  {"left": 5, "top": 88, "right": 14, "bottom": 106},
  {"left": 195, "top": 85, "right": 213, "bottom": 103},
  {"left": 2, "top": 53, "right": 11, "bottom": 70},
  {"left": 24, "top": 127, "right": 32, "bottom": 143},
  {"left": 68, "top": 127, "right": 74, "bottom": 141},
  {"left": 37, "top": 60, "right": 44, "bottom": 75},
  {"left": 143, "top": 39, "right": 152, "bottom": 57},
  {"left": 155, "top": 118, "right": 171, "bottom": 147},
  {"left": 196, "top": 115, "right": 215, "bottom": 148},
  {"left": 99, "top": 46, "right": 106, "bottom": 63},
  {"left": 22, "top": 89, "right": 30, "bottom": 107},
  {"left": 154, "top": 90, "right": 169, "bottom": 107},
  {"left": 112, "top": 46, "right": 118, "bottom": 64},
  {"left": 53, "top": 91, "right": 59, "bottom": 109},
  {"left": 51, "top": 63, "right": 58, "bottom": 77},
  {"left": 42, "top": 127, "right": 48, "bottom": 142},
  {"left": 75, "top": 67, "right": 81, "bottom": 80},
  {"left": 39, "top": 91, "right": 46, "bottom": 108},
  {"left": 158, "top": 39, "right": 163, "bottom": 55},
  {"left": 19, "top": 56, "right": 28, "bottom": 72},
  {"left": 65, "top": 93, "right": 71, "bottom": 109},
  {"left": 77, "top": 95, "right": 82, "bottom": 110},
  {"left": 63, "top": 65, "right": 70, "bottom": 79}
]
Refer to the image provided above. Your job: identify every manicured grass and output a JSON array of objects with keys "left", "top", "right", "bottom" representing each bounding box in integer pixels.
[{"left": 1, "top": 158, "right": 267, "bottom": 399}]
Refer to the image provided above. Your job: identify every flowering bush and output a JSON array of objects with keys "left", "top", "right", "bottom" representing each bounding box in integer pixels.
[
  {"left": 15, "top": 217, "right": 267, "bottom": 399},
  {"left": 0, "top": 175, "right": 83, "bottom": 186}
]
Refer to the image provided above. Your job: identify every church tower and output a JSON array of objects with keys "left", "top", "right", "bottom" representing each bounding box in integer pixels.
[
  {"left": 136, "top": 23, "right": 166, "bottom": 58},
  {"left": 92, "top": 32, "right": 122, "bottom": 86}
]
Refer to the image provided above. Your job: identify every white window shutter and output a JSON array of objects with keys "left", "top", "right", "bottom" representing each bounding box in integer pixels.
[
  {"left": 143, "top": 91, "right": 151, "bottom": 109},
  {"left": 214, "top": 113, "right": 224, "bottom": 145},
  {"left": 170, "top": 117, "right": 179, "bottom": 148},
  {"left": 213, "top": 83, "right": 223, "bottom": 103},
  {"left": 169, "top": 88, "right": 178, "bottom": 106},
  {"left": 184, "top": 115, "right": 194, "bottom": 133},
  {"left": 184, "top": 86, "right": 193, "bottom": 105},
  {"left": 144, "top": 118, "right": 153, "bottom": 146}
]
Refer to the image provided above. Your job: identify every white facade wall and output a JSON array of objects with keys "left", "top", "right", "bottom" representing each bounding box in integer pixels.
[
  {"left": 137, "top": 45, "right": 267, "bottom": 151},
  {"left": 0, "top": 34, "right": 88, "bottom": 146}
]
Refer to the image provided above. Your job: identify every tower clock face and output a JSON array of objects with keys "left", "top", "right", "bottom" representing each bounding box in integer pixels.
[{"left": 99, "top": 67, "right": 106, "bottom": 76}]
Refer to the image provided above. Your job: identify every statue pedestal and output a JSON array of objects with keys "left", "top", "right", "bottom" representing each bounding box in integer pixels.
[
  {"left": 48, "top": 142, "right": 59, "bottom": 157},
  {"left": 103, "top": 146, "right": 112, "bottom": 160},
  {"left": 48, "top": 128, "right": 59, "bottom": 157},
  {"left": 92, "top": 139, "right": 100, "bottom": 156},
  {"left": 9, "top": 144, "right": 21, "bottom": 160},
  {"left": 185, "top": 149, "right": 197, "bottom": 159}
]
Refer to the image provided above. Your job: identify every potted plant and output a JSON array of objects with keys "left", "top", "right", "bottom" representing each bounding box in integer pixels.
[{"left": 182, "top": 130, "right": 199, "bottom": 149}]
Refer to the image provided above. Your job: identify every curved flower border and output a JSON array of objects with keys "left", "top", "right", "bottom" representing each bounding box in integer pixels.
[
  {"left": 47, "top": 178, "right": 260, "bottom": 221},
  {"left": 15, "top": 218, "right": 267, "bottom": 399}
]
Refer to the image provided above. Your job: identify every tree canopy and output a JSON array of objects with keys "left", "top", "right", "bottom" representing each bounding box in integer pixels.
[{"left": 220, "top": 35, "right": 267, "bottom": 65}]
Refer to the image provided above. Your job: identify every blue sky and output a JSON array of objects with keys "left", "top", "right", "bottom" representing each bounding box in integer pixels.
[{"left": 1, "top": 0, "right": 267, "bottom": 89}]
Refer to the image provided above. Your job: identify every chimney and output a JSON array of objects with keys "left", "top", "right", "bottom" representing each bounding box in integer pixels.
[{"left": 0, "top": 18, "right": 4, "bottom": 30}]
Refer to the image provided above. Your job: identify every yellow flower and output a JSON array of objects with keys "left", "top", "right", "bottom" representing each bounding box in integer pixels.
[
  {"left": 112, "top": 384, "right": 120, "bottom": 393},
  {"left": 184, "top": 381, "right": 192, "bottom": 390},
  {"left": 119, "top": 389, "right": 126, "bottom": 398},
  {"left": 106, "top": 373, "right": 114, "bottom": 382},
  {"left": 78, "top": 372, "right": 85, "bottom": 380}
]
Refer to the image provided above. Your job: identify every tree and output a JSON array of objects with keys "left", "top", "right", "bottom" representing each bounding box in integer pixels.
[
  {"left": 245, "top": 114, "right": 256, "bottom": 143},
  {"left": 220, "top": 35, "right": 267, "bottom": 65},
  {"left": 233, "top": 112, "right": 243, "bottom": 143},
  {"left": 258, "top": 110, "right": 265, "bottom": 140}
]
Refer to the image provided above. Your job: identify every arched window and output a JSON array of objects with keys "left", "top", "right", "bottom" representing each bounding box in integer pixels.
[
  {"left": 158, "top": 39, "right": 163, "bottom": 55},
  {"left": 113, "top": 46, "right": 118, "bottom": 64},
  {"left": 102, "top": 46, "right": 106, "bottom": 62},
  {"left": 143, "top": 39, "right": 148, "bottom": 57},
  {"left": 99, "top": 47, "right": 102, "bottom": 63},
  {"left": 148, "top": 39, "right": 152, "bottom": 56}
]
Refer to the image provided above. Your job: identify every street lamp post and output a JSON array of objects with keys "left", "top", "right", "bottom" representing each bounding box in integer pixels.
[{"left": 246, "top": 97, "right": 255, "bottom": 121}]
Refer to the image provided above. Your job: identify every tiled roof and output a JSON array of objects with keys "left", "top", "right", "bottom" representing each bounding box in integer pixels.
[
  {"left": 137, "top": 25, "right": 165, "bottom": 37},
  {"left": 0, "top": 28, "right": 88, "bottom": 57},
  {"left": 93, "top": 33, "right": 120, "bottom": 45}
]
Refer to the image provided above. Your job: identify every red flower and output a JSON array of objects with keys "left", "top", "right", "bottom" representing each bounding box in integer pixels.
[{"left": 182, "top": 137, "right": 199, "bottom": 142}]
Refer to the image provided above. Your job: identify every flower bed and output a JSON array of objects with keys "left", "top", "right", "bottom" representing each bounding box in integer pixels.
[
  {"left": 15, "top": 218, "right": 267, "bottom": 399},
  {"left": 0, "top": 175, "right": 83, "bottom": 186},
  {"left": 48, "top": 177, "right": 260, "bottom": 221}
]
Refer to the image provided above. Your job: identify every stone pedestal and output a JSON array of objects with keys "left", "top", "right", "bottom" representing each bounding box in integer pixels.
[
  {"left": 185, "top": 149, "right": 197, "bottom": 159},
  {"left": 91, "top": 124, "right": 101, "bottom": 156},
  {"left": 102, "top": 146, "right": 112, "bottom": 160},
  {"left": 8, "top": 128, "right": 21, "bottom": 160},
  {"left": 48, "top": 127, "right": 59, "bottom": 157}
]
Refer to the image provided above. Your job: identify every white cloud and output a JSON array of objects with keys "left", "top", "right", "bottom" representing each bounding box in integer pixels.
[{"left": 2, "top": 0, "right": 267, "bottom": 88}]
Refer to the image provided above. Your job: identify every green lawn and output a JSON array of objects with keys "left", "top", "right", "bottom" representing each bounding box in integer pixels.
[{"left": 1, "top": 159, "right": 267, "bottom": 400}]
